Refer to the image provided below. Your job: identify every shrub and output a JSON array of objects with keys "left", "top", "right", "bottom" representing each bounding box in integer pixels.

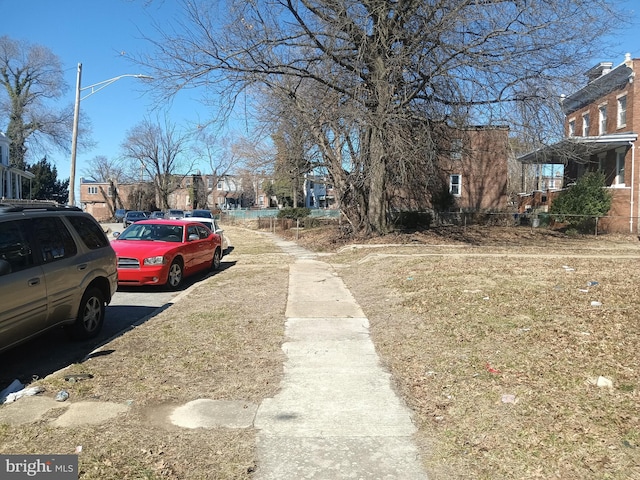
[
  {"left": 549, "top": 172, "right": 611, "bottom": 233},
  {"left": 277, "top": 207, "right": 311, "bottom": 219}
]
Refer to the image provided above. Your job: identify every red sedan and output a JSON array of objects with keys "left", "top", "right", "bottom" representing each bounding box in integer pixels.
[{"left": 111, "top": 219, "right": 222, "bottom": 289}]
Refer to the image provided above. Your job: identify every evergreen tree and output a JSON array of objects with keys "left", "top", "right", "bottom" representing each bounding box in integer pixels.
[
  {"left": 28, "top": 157, "right": 69, "bottom": 203},
  {"left": 550, "top": 172, "right": 611, "bottom": 232}
]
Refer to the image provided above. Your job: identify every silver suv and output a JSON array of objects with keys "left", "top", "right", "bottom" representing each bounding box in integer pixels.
[{"left": 0, "top": 204, "right": 118, "bottom": 353}]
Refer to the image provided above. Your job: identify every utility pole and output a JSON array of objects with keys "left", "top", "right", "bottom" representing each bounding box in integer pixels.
[{"left": 69, "top": 63, "right": 82, "bottom": 207}]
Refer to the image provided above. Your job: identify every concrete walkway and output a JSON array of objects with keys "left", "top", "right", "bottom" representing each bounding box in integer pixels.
[{"left": 254, "top": 237, "right": 428, "bottom": 479}]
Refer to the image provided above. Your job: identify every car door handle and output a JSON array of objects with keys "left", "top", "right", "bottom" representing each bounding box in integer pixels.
[
  {"left": 77, "top": 263, "right": 88, "bottom": 271},
  {"left": 28, "top": 278, "right": 41, "bottom": 286}
]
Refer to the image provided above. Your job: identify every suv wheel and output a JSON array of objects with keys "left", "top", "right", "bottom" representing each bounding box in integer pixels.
[{"left": 66, "top": 287, "right": 105, "bottom": 339}]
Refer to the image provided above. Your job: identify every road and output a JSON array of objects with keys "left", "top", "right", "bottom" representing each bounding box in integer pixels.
[{"left": 0, "top": 270, "right": 211, "bottom": 389}]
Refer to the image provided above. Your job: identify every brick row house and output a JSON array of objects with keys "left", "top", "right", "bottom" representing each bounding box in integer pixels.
[
  {"left": 80, "top": 173, "right": 275, "bottom": 221},
  {"left": 518, "top": 54, "right": 639, "bottom": 233}
]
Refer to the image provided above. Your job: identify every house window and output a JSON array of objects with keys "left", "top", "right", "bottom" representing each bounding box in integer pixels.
[
  {"left": 207, "top": 178, "right": 213, "bottom": 189},
  {"left": 88, "top": 186, "right": 98, "bottom": 195},
  {"left": 598, "top": 105, "right": 607, "bottom": 134},
  {"left": 582, "top": 113, "right": 590, "bottom": 136},
  {"left": 617, "top": 95, "right": 627, "bottom": 128},
  {"left": 258, "top": 195, "right": 265, "bottom": 206},
  {"left": 568, "top": 120, "right": 575, "bottom": 137},
  {"left": 615, "top": 150, "right": 625, "bottom": 186},
  {"left": 449, "top": 174, "right": 461, "bottom": 196},
  {"left": 217, "top": 181, "right": 223, "bottom": 190},
  {"left": 451, "top": 138, "right": 463, "bottom": 160}
]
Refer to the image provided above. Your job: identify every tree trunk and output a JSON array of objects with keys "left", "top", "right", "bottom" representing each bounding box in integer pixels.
[{"left": 367, "top": 130, "right": 389, "bottom": 234}]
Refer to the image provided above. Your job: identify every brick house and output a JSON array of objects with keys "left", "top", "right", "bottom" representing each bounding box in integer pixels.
[
  {"left": 168, "top": 174, "right": 274, "bottom": 211},
  {"left": 442, "top": 125, "right": 510, "bottom": 211},
  {"left": 80, "top": 179, "right": 144, "bottom": 221},
  {"left": 80, "top": 173, "right": 275, "bottom": 220},
  {"left": 390, "top": 125, "right": 510, "bottom": 213},
  {"left": 518, "top": 54, "right": 639, "bottom": 233}
]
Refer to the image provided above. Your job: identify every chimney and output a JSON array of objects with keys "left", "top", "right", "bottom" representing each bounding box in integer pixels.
[{"left": 585, "top": 62, "right": 613, "bottom": 83}]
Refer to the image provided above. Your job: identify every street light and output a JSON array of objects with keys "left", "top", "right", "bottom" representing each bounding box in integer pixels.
[{"left": 68, "top": 63, "right": 153, "bottom": 206}]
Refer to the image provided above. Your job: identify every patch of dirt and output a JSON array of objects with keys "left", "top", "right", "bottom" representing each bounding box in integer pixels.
[{"left": 282, "top": 223, "right": 640, "bottom": 251}]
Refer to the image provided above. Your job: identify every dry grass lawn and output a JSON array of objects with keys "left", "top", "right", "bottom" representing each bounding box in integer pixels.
[
  {"left": 291, "top": 224, "right": 640, "bottom": 479},
  {"left": 1, "top": 222, "right": 639, "bottom": 479}
]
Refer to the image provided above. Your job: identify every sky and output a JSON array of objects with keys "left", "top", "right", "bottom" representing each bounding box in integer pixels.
[
  {"left": 1, "top": 0, "right": 221, "bottom": 196},
  {"left": 1, "top": 0, "right": 640, "bottom": 200}
]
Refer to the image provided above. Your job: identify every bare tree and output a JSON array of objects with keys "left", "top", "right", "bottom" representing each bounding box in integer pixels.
[
  {"left": 120, "top": 117, "right": 193, "bottom": 210},
  {"left": 0, "top": 36, "right": 77, "bottom": 169},
  {"left": 81, "top": 155, "right": 126, "bottom": 183},
  {"left": 138, "top": 0, "right": 626, "bottom": 234},
  {"left": 191, "top": 128, "right": 243, "bottom": 207},
  {"left": 81, "top": 155, "right": 130, "bottom": 215}
]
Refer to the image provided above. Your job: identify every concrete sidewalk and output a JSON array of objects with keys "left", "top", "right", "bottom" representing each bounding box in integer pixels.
[{"left": 254, "top": 237, "right": 428, "bottom": 479}]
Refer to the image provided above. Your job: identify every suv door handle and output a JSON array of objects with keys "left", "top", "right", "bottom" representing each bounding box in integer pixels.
[
  {"left": 28, "top": 278, "right": 41, "bottom": 286},
  {"left": 77, "top": 264, "right": 88, "bottom": 271}
]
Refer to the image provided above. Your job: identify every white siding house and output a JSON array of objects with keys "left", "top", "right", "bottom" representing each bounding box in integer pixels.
[{"left": 0, "top": 132, "right": 34, "bottom": 200}]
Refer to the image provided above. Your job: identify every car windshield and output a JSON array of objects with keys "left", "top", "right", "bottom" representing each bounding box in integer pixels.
[{"left": 118, "top": 223, "right": 184, "bottom": 242}]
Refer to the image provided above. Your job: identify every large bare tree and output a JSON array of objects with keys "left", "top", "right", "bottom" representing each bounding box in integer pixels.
[
  {"left": 138, "top": 0, "right": 625, "bottom": 234},
  {"left": 120, "top": 117, "right": 193, "bottom": 210},
  {"left": 0, "top": 36, "right": 75, "bottom": 169}
]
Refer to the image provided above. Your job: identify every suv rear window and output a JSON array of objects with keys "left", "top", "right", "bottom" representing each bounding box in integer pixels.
[
  {"left": 67, "top": 215, "right": 110, "bottom": 249},
  {"left": 33, "top": 217, "right": 77, "bottom": 263}
]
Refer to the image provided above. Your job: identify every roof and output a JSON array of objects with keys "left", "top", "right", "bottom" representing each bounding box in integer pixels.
[
  {"left": 517, "top": 132, "right": 638, "bottom": 164},
  {"left": 561, "top": 59, "right": 635, "bottom": 115}
]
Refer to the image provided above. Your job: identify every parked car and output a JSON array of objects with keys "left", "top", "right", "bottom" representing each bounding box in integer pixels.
[
  {"left": 186, "top": 217, "right": 230, "bottom": 254},
  {"left": 114, "top": 209, "right": 128, "bottom": 222},
  {"left": 191, "top": 209, "right": 213, "bottom": 218},
  {"left": 111, "top": 219, "right": 222, "bottom": 289},
  {"left": 123, "top": 210, "right": 148, "bottom": 227},
  {"left": 149, "top": 211, "right": 165, "bottom": 219},
  {"left": 0, "top": 203, "right": 118, "bottom": 353},
  {"left": 167, "top": 209, "right": 185, "bottom": 220}
]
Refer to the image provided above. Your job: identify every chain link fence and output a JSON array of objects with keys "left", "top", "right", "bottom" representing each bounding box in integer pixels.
[{"left": 219, "top": 208, "right": 639, "bottom": 236}]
